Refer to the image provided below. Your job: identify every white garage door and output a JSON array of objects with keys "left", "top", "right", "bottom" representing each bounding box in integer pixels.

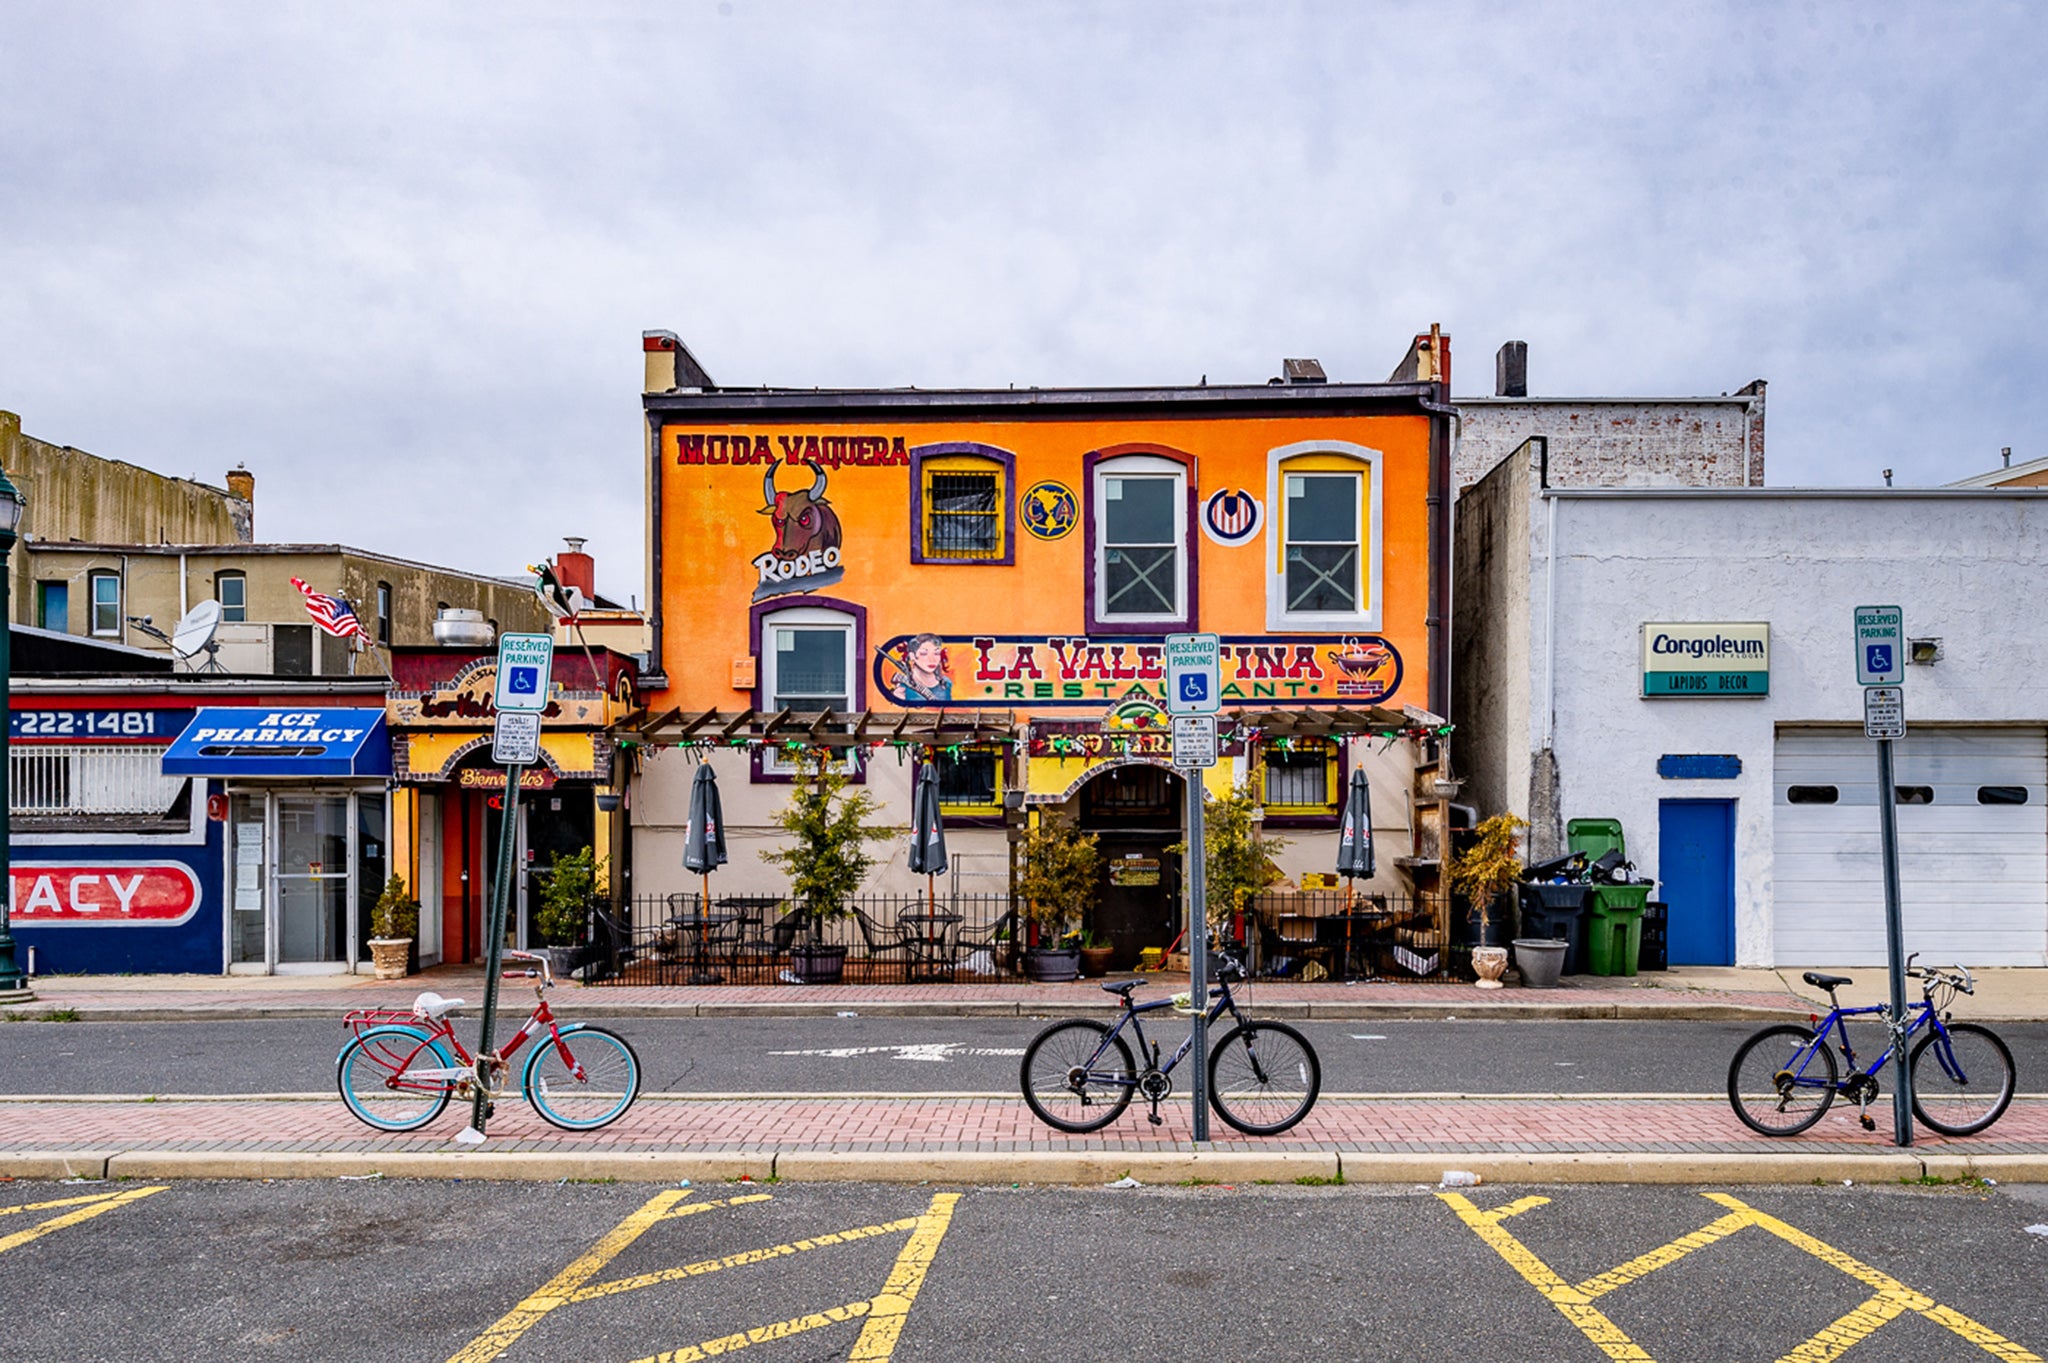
[{"left": 1773, "top": 726, "right": 2047, "bottom": 966}]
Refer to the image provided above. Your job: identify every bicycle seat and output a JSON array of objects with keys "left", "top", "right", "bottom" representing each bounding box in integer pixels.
[
  {"left": 1801, "top": 972, "right": 1853, "bottom": 992},
  {"left": 412, "top": 992, "right": 465, "bottom": 1020},
  {"left": 1100, "top": 980, "right": 1144, "bottom": 998}
]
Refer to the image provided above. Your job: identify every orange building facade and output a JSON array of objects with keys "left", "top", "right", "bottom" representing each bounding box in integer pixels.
[{"left": 631, "top": 332, "right": 1454, "bottom": 958}]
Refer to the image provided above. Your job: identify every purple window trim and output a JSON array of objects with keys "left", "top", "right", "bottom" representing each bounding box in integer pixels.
[
  {"left": 748, "top": 594, "right": 870, "bottom": 785},
  {"left": 908, "top": 442, "right": 1017, "bottom": 566},
  {"left": 1082, "top": 444, "right": 1200, "bottom": 636}
]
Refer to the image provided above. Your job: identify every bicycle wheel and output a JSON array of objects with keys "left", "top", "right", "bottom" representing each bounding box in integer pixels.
[
  {"left": 1727, "top": 1024, "right": 1837, "bottom": 1136},
  {"left": 337, "top": 1026, "right": 455, "bottom": 1132},
  {"left": 525, "top": 1025, "right": 642, "bottom": 1131},
  {"left": 1208, "top": 1022, "right": 1321, "bottom": 1136},
  {"left": 1910, "top": 1022, "right": 2016, "bottom": 1137},
  {"left": 1020, "top": 1019, "right": 1136, "bottom": 1133}
]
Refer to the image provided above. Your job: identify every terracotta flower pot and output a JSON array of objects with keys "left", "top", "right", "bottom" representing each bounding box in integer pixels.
[{"left": 1078, "top": 945, "right": 1115, "bottom": 978}]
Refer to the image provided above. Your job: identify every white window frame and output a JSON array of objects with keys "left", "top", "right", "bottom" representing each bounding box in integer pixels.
[
  {"left": 1266, "top": 441, "right": 1382, "bottom": 632},
  {"left": 760, "top": 605, "right": 859, "bottom": 776},
  {"left": 89, "top": 571, "right": 123, "bottom": 637},
  {"left": 1093, "top": 454, "right": 1187, "bottom": 624},
  {"left": 216, "top": 572, "right": 247, "bottom": 623}
]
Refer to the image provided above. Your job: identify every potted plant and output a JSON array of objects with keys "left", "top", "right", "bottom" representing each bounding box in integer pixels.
[
  {"left": 1448, "top": 813, "right": 1528, "bottom": 989},
  {"left": 1170, "top": 781, "right": 1289, "bottom": 957},
  {"left": 536, "top": 845, "right": 601, "bottom": 978},
  {"left": 1015, "top": 818, "right": 1101, "bottom": 982},
  {"left": 1077, "top": 929, "right": 1115, "bottom": 979},
  {"left": 367, "top": 874, "right": 420, "bottom": 980},
  {"left": 759, "top": 755, "right": 890, "bottom": 984}
]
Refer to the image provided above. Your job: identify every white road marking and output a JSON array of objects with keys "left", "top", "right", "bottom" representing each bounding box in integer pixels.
[{"left": 767, "top": 1043, "right": 1026, "bottom": 1062}]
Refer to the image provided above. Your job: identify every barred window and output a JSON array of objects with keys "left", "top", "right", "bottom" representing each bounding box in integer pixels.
[
  {"left": 925, "top": 471, "right": 1000, "bottom": 559},
  {"left": 935, "top": 747, "right": 1001, "bottom": 814},
  {"left": 1262, "top": 740, "right": 1337, "bottom": 813},
  {"left": 10, "top": 745, "right": 185, "bottom": 816}
]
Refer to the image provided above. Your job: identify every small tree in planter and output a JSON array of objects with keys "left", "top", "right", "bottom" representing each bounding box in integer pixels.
[
  {"left": 367, "top": 875, "right": 420, "bottom": 980},
  {"left": 536, "top": 845, "right": 601, "bottom": 976},
  {"left": 1447, "top": 813, "right": 1528, "bottom": 988},
  {"left": 1015, "top": 818, "right": 1100, "bottom": 981},
  {"left": 1170, "top": 781, "right": 1289, "bottom": 938},
  {"left": 759, "top": 755, "right": 891, "bottom": 982}
]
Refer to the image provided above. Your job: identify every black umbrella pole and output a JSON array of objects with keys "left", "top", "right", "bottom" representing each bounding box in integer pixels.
[{"left": 471, "top": 766, "right": 524, "bottom": 1136}]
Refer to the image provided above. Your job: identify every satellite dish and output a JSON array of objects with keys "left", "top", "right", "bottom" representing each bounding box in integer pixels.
[{"left": 170, "top": 600, "right": 226, "bottom": 672}]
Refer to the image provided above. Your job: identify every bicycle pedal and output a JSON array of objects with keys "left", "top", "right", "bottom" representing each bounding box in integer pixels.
[
  {"left": 1859, "top": 1114, "right": 1875, "bottom": 1131},
  {"left": 1148, "top": 1112, "right": 1163, "bottom": 1126},
  {"left": 486, "top": 1103, "right": 496, "bottom": 1119}
]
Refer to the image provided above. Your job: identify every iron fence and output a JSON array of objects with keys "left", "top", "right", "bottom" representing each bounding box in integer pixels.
[{"left": 570, "top": 888, "right": 1451, "bottom": 986}]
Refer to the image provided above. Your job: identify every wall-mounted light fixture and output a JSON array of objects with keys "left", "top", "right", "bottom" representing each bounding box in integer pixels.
[{"left": 1909, "top": 638, "right": 1943, "bottom": 665}]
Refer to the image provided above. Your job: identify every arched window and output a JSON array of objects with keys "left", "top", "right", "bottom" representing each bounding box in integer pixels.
[
  {"left": 1267, "top": 441, "right": 1381, "bottom": 631},
  {"left": 911, "top": 443, "right": 1014, "bottom": 564},
  {"left": 1086, "top": 447, "right": 1196, "bottom": 633}
]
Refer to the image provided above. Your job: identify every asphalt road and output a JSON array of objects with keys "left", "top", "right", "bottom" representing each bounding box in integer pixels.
[
  {"left": 4, "top": 1177, "right": 2045, "bottom": 1363},
  {"left": 4, "top": 1014, "right": 2046, "bottom": 1097}
]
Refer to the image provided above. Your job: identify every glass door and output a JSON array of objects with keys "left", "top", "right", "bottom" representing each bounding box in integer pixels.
[
  {"left": 229, "top": 795, "right": 268, "bottom": 967},
  {"left": 275, "top": 794, "right": 350, "bottom": 965}
]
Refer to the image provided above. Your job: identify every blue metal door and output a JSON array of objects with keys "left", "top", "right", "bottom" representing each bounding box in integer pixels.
[{"left": 1658, "top": 800, "right": 1735, "bottom": 966}]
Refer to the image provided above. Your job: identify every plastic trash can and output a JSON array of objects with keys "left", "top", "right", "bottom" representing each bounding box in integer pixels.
[
  {"left": 1587, "top": 884, "right": 1651, "bottom": 976},
  {"left": 1566, "top": 818, "right": 1628, "bottom": 864},
  {"left": 1516, "top": 883, "right": 1592, "bottom": 975},
  {"left": 1640, "top": 901, "right": 1668, "bottom": 972}
]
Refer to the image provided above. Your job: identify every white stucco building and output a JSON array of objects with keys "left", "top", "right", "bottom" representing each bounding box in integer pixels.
[{"left": 1455, "top": 441, "right": 2048, "bottom": 967}]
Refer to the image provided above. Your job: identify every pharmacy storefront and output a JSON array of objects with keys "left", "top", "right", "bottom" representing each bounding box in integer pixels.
[{"left": 161, "top": 704, "right": 394, "bottom": 974}]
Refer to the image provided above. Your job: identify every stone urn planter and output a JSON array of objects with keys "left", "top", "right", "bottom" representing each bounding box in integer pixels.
[
  {"left": 367, "top": 937, "right": 412, "bottom": 981},
  {"left": 1512, "top": 938, "right": 1568, "bottom": 989},
  {"left": 1471, "top": 944, "right": 1510, "bottom": 990},
  {"left": 788, "top": 943, "right": 847, "bottom": 985},
  {"left": 1023, "top": 947, "right": 1082, "bottom": 982}
]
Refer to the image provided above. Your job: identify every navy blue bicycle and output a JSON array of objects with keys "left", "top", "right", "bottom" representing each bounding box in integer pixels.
[
  {"left": 1020, "top": 952, "right": 1320, "bottom": 1136},
  {"left": 1727, "top": 957, "right": 2016, "bottom": 1137}
]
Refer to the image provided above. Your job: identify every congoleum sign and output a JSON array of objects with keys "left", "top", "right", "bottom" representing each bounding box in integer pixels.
[{"left": 1641, "top": 622, "right": 1770, "bottom": 698}]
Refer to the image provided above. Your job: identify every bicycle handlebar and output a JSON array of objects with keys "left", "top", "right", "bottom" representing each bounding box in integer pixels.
[{"left": 498, "top": 950, "right": 555, "bottom": 986}]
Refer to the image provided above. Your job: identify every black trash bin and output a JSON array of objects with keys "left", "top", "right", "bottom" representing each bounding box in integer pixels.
[
  {"left": 1516, "top": 882, "right": 1592, "bottom": 976},
  {"left": 1640, "top": 901, "right": 1668, "bottom": 972}
]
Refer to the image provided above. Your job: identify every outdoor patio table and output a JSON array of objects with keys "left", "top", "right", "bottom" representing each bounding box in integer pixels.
[
  {"left": 897, "top": 912, "right": 963, "bottom": 982},
  {"left": 666, "top": 911, "right": 740, "bottom": 984}
]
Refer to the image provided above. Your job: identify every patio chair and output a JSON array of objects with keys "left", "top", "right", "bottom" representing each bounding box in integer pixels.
[
  {"left": 851, "top": 906, "right": 914, "bottom": 981},
  {"left": 954, "top": 908, "right": 1019, "bottom": 975}
]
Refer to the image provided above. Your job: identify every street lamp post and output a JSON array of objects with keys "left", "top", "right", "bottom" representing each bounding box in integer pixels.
[{"left": 0, "top": 462, "right": 29, "bottom": 995}]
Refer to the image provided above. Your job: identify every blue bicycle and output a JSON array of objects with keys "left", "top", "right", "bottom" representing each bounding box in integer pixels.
[
  {"left": 1727, "top": 958, "right": 2016, "bottom": 1137},
  {"left": 1020, "top": 952, "right": 1321, "bottom": 1136}
]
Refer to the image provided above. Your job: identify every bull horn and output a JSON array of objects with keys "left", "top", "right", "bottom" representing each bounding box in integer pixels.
[
  {"left": 762, "top": 467, "right": 779, "bottom": 507},
  {"left": 807, "top": 460, "right": 827, "bottom": 499}
]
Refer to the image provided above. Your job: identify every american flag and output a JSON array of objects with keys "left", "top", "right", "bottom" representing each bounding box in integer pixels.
[{"left": 290, "top": 578, "right": 365, "bottom": 639}]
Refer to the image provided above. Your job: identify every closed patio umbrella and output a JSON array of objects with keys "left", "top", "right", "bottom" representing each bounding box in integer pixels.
[
  {"left": 908, "top": 763, "right": 950, "bottom": 964},
  {"left": 683, "top": 762, "right": 729, "bottom": 982},
  {"left": 1335, "top": 766, "right": 1373, "bottom": 979}
]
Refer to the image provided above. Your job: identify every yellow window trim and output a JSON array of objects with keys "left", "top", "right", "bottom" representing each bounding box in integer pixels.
[
  {"left": 935, "top": 744, "right": 1005, "bottom": 816},
  {"left": 1273, "top": 455, "right": 1371, "bottom": 611},
  {"left": 921, "top": 455, "right": 1008, "bottom": 561},
  {"left": 1260, "top": 738, "right": 1339, "bottom": 814}
]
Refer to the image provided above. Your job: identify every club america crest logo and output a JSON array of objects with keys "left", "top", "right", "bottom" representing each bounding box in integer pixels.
[{"left": 1201, "top": 489, "right": 1263, "bottom": 545}]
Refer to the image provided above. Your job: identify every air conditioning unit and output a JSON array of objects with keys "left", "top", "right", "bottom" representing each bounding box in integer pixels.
[{"left": 433, "top": 608, "right": 495, "bottom": 648}]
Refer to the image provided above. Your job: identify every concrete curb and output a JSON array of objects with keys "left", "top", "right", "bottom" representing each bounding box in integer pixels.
[{"left": 12, "top": 1147, "right": 2043, "bottom": 1186}]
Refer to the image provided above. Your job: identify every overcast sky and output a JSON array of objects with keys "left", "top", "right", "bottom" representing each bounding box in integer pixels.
[{"left": 4, "top": 2, "right": 2042, "bottom": 600}]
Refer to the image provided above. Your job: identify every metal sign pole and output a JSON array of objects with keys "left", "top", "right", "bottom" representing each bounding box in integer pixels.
[
  {"left": 1876, "top": 737, "right": 1913, "bottom": 1146},
  {"left": 468, "top": 766, "right": 525, "bottom": 1137},
  {"left": 1186, "top": 775, "right": 1208, "bottom": 1143}
]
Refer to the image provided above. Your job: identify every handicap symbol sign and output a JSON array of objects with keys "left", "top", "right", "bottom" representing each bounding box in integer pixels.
[
  {"left": 1865, "top": 644, "right": 1893, "bottom": 677},
  {"left": 507, "top": 666, "right": 540, "bottom": 696},
  {"left": 1179, "top": 674, "right": 1209, "bottom": 704}
]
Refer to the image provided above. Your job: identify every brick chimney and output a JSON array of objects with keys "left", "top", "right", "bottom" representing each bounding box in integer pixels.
[
  {"left": 225, "top": 463, "right": 255, "bottom": 540},
  {"left": 557, "top": 537, "right": 595, "bottom": 607}
]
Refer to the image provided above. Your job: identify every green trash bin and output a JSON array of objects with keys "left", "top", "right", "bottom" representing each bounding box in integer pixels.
[
  {"left": 1567, "top": 818, "right": 1628, "bottom": 864},
  {"left": 1587, "top": 884, "right": 1651, "bottom": 976}
]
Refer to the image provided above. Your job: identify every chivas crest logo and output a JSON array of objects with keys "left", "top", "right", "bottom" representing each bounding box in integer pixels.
[{"left": 1202, "top": 489, "right": 1262, "bottom": 545}]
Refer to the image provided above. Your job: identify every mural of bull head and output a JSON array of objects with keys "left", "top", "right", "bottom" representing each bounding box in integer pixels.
[{"left": 759, "top": 460, "right": 844, "bottom": 560}]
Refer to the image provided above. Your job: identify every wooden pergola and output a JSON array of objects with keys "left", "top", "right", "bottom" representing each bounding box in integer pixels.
[{"left": 613, "top": 706, "right": 1022, "bottom": 751}]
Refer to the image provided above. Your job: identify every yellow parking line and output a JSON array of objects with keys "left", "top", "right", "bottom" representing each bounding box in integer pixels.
[
  {"left": 1576, "top": 1212, "right": 1750, "bottom": 1301},
  {"left": 1780, "top": 1291, "right": 1912, "bottom": 1363},
  {"left": 576, "top": 1217, "right": 922, "bottom": 1300},
  {"left": 1438, "top": 1193, "right": 1655, "bottom": 1363},
  {"left": 446, "top": 1191, "right": 770, "bottom": 1363},
  {"left": 850, "top": 1193, "right": 961, "bottom": 1362},
  {"left": 0, "top": 1191, "right": 146, "bottom": 1217},
  {"left": 1705, "top": 1195, "right": 2042, "bottom": 1362},
  {"left": 623, "top": 1299, "right": 875, "bottom": 1363},
  {"left": 0, "top": 1186, "right": 165, "bottom": 1254}
]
